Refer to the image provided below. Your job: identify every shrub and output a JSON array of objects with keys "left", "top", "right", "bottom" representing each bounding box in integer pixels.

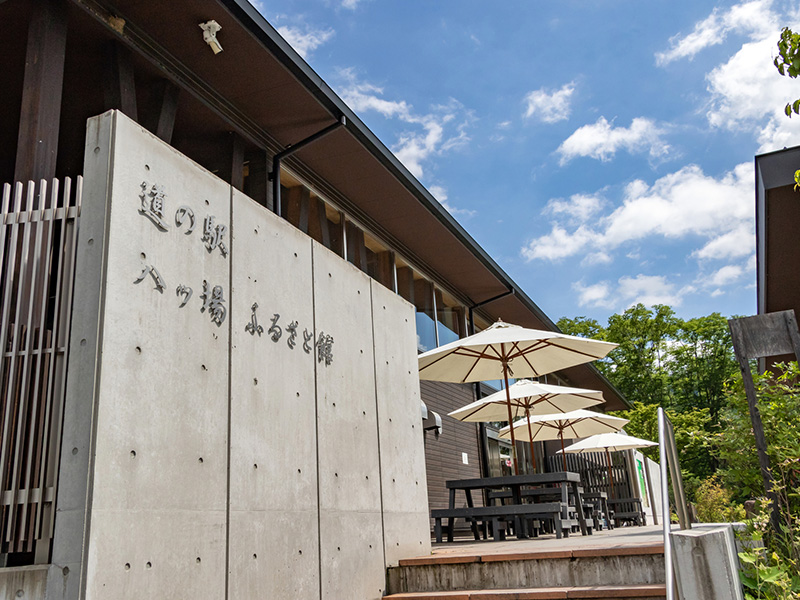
[{"left": 694, "top": 475, "right": 745, "bottom": 523}]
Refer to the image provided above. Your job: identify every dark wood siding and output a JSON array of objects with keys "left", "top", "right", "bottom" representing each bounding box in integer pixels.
[
  {"left": 421, "top": 381, "right": 485, "bottom": 513},
  {"left": 764, "top": 184, "right": 800, "bottom": 365}
]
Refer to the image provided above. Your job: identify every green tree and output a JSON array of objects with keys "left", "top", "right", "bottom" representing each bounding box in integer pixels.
[
  {"left": 559, "top": 303, "right": 679, "bottom": 406},
  {"left": 773, "top": 26, "right": 800, "bottom": 189},
  {"left": 669, "top": 313, "right": 737, "bottom": 424},
  {"left": 616, "top": 401, "right": 715, "bottom": 498},
  {"left": 559, "top": 305, "right": 738, "bottom": 498},
  {"left": 774, "top": 27, "right": 800, "bottom": 117}
]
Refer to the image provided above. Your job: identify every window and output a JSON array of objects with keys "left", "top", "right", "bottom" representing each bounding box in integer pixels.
[
  {"left": 396, "top": 257, "right": 436, "bottom": 353},
  {"left": 435, "top": 287, "right": 465, "bottom": 346}
]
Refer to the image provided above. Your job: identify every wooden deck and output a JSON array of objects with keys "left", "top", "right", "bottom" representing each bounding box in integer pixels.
[
  {"left": 385, "top": 526, "right": 669, "bottom": 599},
  {"left": 422, "top": 524, "right": 666, "bottom": 562}
]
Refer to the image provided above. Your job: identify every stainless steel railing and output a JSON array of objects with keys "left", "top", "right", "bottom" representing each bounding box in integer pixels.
[{"left": 658, "top": 406, "right": 691, "bottom": 600}]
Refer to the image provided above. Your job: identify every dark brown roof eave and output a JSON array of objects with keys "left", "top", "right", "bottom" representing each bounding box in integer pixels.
[{"left": 169, "top": 0, "right": 630, "bottom": 410}]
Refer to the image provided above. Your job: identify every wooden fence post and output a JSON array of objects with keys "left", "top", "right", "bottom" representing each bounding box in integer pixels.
[{"left": 727, "top": 310, "right": 800, "bottom": 536}]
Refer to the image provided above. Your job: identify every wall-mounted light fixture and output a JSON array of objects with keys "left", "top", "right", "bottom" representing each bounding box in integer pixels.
[{"left": 199, "top": 20, "right": 223, "bottom": 54}]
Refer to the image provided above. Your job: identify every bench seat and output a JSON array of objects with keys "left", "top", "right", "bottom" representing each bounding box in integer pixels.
[{"left": 431, "top": 502, "right": 568, "bottom": 542}]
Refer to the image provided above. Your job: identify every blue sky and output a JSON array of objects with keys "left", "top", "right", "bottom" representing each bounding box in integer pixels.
[{"left": 255, "top": 0, "right": 800, "bottom": 324}]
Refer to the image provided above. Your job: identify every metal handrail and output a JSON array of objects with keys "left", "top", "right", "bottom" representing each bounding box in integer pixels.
[{"left": 658, "top": 407, "right": 691, "bottom": 600}]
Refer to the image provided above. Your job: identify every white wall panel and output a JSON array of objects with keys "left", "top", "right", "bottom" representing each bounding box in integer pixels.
[
  {"left": 84, "top": 112, "right": 229, "bottom": 600},
  {"left": 228, "top": 190, "right": 320, "bottom": 599},
  {"left": 312, "top": 243, "right": 385, "bottom": 600},
  {"left": 371, "top": 281, "right": 431, "bottom": 566}
]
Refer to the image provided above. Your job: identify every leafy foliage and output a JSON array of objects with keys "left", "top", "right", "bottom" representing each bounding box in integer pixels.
[
  {"left": 774, "top": 27, "right": 800, "bottom": 117},
  {"left": 738, "top": 501, "right": 800, "bottom": 600},
  {"left": 694, "top": 475, "right": 745, "bottom": 523},
  {"left": 773, "top": 27, "right": 800, "bottom": 191},
  {"left": 616, "top": 401, "right": 715, "bottom": 497},
  {"left": 558, "top": 305, "right": 736, "bottom": 497},
  {"left": 717, "top": 363, "right": 800, "bottom": 510},
  {"left": 718, "top": 364, "right": 800, "bottom": 598},
  {"left": 561, "top": 305, "right": 800, "bottom": 597}
]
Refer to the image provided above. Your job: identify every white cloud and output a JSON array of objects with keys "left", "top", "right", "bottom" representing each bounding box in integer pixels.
[
  {"left": 705, "top": 36, "right": 800, "bottom": 152},
  {"left": 557, "top": 117, "right": 670, "bottom": 165},
  {"left": 521, "top": 225, "right": 597, "bottom": 261},
  {"left": 574, "top": 275, "right": 689, "bottom": 310},
  {"left": 428, "top": 185, "right": 476, "bottom": 218},
  {"left": 524, "top": 82, "right": 575, "bottom": 124},
  {"left": 581, "top": 251, "right": 613, "bottom": 266},
  {"left": 522, "top": 163, "right": 753, "bottom": 276},
  {"left": 656, "top": 0, "right": 778, "bottom": 65},
  {"left": 657, "top": 0, "right": 800, "bottom": 154},
  {"left": 276, "top": 24, "right": 334, "bottom": 59},
  {"left": 693, "top": 223, "right": 754, "bottom": 260},
  {"left": 704, "top": 264, "right": 745, "bottom": 286},
  {"left": 337, "top": 69, "right": 472, "bottom": 179},
  {"left": 338, "top": 69, "right": 412, "bottom": 119},
  {"left": 617, "top": 275, "right": 685, "bottom": 307},
  {"left": 573, "top": 281, "right": 614, "bottom": 309},
  {"left": 544, "top": 193, "right": 605, "bottom": 223},
  {"left": 602, "top": 163, "right": 752, "bottom": 247},
  {"left": 341, "top": 0, "right": 367, "bottom": 9},
  {"left": 522, "top": 162, "right": 755, "bottom": 312}
]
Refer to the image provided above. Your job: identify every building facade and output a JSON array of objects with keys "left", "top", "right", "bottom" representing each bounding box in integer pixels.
[
  {"left": 755, "top": 146, "right": 800, "bottom": 365},
  {"left": 0, "top": 1, "right": 627, "bottom": 598}
]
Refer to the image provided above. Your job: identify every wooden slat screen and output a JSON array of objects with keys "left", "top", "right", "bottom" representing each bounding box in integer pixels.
[
  {"left": 547, "top": 450, "right": 634, "bottom": 500},
  {"left": 0, "top": 178, "right": 81, "bottom": 562}
]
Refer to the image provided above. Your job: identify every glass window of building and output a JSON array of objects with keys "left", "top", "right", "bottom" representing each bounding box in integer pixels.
[
  {"left": 473, "top": 313, "right": 492, "bottom": 334},
  {"left": 435, "top": 287, "right": 465, "bottom": 346},
  {"left": 396, "top": 257, "right": 437, "bottom": 353}
]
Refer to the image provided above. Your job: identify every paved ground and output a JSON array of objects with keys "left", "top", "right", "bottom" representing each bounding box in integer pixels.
[{"left": 424, "top": 524, "right": 670, "bottom": 559}]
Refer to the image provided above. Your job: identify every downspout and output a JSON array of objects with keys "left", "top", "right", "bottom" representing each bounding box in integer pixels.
[{"left": 269, "top": 116, "right": 346, "bottom": 216}]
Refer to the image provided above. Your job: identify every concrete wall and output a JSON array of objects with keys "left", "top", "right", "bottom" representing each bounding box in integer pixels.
[
  {"left": 0, "top": 566, "right": 49, "bottom": 600},
  {"left": 671, "top": 525, "right": 743, "bottom": 600},
  {"left": 52, "top": 110, "right": 430, "bottom": 600}
]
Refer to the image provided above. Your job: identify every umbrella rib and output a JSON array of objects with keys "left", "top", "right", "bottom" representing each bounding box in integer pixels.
[
  {"left": 517, "top": 349, "right": 540, "bottom": 378},
  {"left": 419, "top": 347, "right": 462, "bottom": 372},
  {"left": 461, "top": 347, "right": 501, "bottom": 382},
  {"left": 545, "top": 340, "right": 607, "bottom": 361},
  {"left": 510, "top": 341, "right": 553, "bottom": 376},
  {"left": 507, "top": 340, "right": 546, "bottom": 361}
]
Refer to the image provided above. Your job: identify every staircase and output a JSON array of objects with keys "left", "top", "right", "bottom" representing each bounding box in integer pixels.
[{"left": 384, "top": 543, "right": 666, "bottom": 599}]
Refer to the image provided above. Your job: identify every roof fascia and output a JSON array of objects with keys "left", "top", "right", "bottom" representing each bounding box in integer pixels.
[{"left": 218, "top": 0, "right": 557, "bottom": 326}]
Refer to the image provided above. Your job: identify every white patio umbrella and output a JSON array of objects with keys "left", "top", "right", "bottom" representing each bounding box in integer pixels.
[
  {"left": 558, "top": 432, "right": 657, "bottom": 498},
  {"left": 447, "top": 379, "right": 605, "bottom": 470},
  {"left": 418, "top": 320, "right": 618, "bottom": 474},
  {"left": 499, "top": 409, "right": 629, "bottom": 471}
]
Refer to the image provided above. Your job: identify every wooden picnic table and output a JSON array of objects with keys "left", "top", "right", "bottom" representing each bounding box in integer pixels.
[{"left": 433, "top": 471, "right": 590, "bottom": 542}]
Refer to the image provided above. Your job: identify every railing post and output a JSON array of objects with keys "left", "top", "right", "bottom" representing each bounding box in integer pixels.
[{"left": 658, "top": 407, "right": 674, "bottom": 600}]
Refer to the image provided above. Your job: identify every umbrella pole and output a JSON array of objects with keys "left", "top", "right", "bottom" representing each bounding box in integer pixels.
[
  {"left": 525, "top": 405, "right": 537, "bottom": 472},
  {"left": 605, "top": 448, "right": 615, "bottom": 499},
  {"left": 560, "top": 432, "right": 567, "bottom": 471},
  {"left": 501, "top": 348, "right": 519, "bottom": 475}
]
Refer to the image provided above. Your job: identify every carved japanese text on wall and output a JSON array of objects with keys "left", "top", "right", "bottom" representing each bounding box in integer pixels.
[{"left": 134, "top": 180, "right": 333, "bottom": 364}]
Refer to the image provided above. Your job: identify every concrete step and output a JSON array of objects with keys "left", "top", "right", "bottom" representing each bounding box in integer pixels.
[
  {"left": 386, "top": 544, "right": 665, "bottom": 595},
  {"left": 383, "top": 584, "right": 667, "bottom": 599}
]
